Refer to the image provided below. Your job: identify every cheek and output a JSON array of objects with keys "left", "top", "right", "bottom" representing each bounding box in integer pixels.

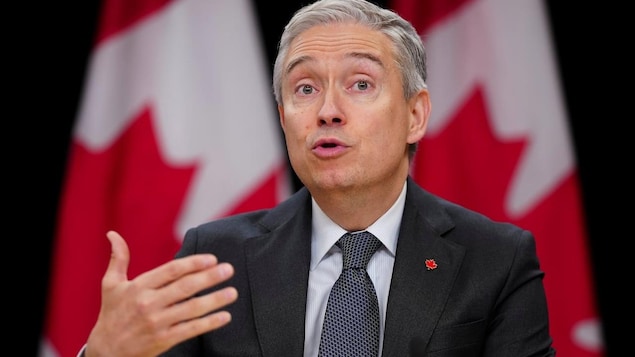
[
  {"left": 371, "top": 109, "right": 410, "bottom": 150},
  {"left": 282, "top": 111, "right": 312, "bottom": 150}
]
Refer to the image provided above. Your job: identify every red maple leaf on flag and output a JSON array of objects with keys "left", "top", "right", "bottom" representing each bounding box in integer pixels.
[{"left": 413, "top": 86, "right": 525, "bottom": 222}]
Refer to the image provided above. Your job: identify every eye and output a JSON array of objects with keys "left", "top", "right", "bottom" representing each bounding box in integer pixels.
[
  {"left": 300, "top": 84, "right": 314, "bottom": 95},
  {"left": 354, "top": 80, "right": 369, "bottom": 91}
]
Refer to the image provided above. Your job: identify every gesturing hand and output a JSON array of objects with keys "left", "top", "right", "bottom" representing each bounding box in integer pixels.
[{"left": 84, "top": 230, "right": 238, "bottom": 357}]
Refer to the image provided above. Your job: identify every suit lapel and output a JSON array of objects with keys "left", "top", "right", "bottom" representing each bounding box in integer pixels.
[
  {"left": 239, "top": 181, "right": 464, "bottom": 356},
  {"left": 245, "top": 189, "right": 313, "bottom": 356},
  {"left": 382, "top": 180, "right": 466, "bottom": 356}
]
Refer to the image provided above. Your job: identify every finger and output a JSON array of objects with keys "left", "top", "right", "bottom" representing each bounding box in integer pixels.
[
  {"left": 102, "top": 230, "right": 131, "bottom": 287},
  {"left": 140, "top": 261, "right": 234, "bottom": 316},
  {"left": 162, "top": 289, "right": 238, "bottom": 345},
  {"left": 157, "top": 264, "right": 236, "bottom": 320},
  {"left": 134, "top": 253, "right": 220, "bottom": 291},
  {"left": 168, "top": 285, "right": 238, "bottom": 323}
]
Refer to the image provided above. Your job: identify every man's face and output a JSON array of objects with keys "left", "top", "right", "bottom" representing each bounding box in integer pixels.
[{"left": 278, "top": 23, "right": 428, "bottom": 195}]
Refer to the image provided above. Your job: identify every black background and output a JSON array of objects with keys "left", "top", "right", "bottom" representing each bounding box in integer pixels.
[{"left": 26, "top": 1, "right": 623, "bottom": 356}]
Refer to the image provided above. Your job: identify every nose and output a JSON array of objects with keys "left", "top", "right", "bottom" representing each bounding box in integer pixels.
[{"left": 318, "top": 88, "right": 345, "bottom": 127}]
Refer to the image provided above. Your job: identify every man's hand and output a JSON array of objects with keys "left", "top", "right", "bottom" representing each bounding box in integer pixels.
[{"left": 84, "top": 230, "right": 238, "bottom": 357}]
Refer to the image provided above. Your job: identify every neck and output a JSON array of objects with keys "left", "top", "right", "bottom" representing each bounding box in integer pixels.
[{"left": 312, "top": 177, "right": 407, "bottom": 232}]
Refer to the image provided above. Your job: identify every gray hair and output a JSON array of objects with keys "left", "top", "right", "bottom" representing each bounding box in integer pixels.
[{"left": 272, "top": 0, "right": 428, "bottom": 105}]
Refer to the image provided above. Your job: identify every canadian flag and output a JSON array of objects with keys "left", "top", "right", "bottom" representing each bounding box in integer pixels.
[
  {"left": 391, "top": 0, "right": 603, "bottom": 356},
  {"left": 40, "top": 0, "right": 290, "bottom": 356}
]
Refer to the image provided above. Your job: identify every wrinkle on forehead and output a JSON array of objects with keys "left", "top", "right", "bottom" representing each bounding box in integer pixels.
[
  {"left": 283, "top": 24, "right": 393, "bottom": 76},
  {"left": 286, "top": 52, "right": 384, "bottom": 77}
]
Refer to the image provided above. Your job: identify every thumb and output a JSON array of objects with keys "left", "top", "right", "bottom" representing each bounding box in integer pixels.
[{"left": 102, "top": 230, "right": 130, "bottom": 286}]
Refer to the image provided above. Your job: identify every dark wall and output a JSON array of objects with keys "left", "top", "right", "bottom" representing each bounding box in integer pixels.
[
  {"left": 543, "top": 3, "right": 622, "bottom": 356},
  {"left": 29, "top": 1, "right": 621, "bottom": 356}
]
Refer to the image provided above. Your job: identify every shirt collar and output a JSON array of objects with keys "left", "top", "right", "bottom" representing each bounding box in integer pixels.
[{"left": 310, "top": 181, "right": 407, "bottom": 270}]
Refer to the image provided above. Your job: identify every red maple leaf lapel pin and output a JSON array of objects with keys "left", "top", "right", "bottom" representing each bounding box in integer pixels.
[{"left": 425, "top": 259, "right": 438, "bottom": 270}]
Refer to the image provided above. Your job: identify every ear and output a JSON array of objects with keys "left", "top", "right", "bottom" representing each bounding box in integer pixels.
[
  {"left": 407, "top": 89, "right": 431, "bottom": 144},
  {"left": 278, "top": 104, "right": 286, "bottom": 132}
]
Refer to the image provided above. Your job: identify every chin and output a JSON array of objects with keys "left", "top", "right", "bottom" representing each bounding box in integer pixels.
[{"left": 308, "top": 172, "right": 359, "bottom": 192}]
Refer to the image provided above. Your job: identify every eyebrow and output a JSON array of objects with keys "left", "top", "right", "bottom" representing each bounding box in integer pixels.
[
  {"left": 285, "top": 51, "right": 385, "bottom": 76},
  {"left": 285, "top": 55, "right": 313, "bottom": 76}
]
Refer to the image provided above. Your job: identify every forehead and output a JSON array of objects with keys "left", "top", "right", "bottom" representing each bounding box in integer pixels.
[{"left": 284, "top": 23, "right": 396, "bottom": 70}]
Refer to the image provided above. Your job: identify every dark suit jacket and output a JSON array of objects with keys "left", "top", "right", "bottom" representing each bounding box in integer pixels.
[{"left": 163, "top": 177, "right": 555, "bottom": 356}]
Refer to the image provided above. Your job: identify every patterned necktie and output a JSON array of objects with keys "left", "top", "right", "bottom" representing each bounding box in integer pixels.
[{"left": 318, "top": 231, "right": 382, "bottom": 357}]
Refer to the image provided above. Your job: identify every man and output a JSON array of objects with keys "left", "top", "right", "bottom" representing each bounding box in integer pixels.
[{"left": 82, "top": 0, "right": 556, "bottom": 355}]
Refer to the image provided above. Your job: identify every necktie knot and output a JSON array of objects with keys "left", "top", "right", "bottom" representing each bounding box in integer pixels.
[{"left": 337, "top": 231, "right": 381, "bottom": 270}]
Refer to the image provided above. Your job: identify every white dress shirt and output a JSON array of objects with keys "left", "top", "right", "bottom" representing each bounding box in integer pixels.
[{"left": 303, "top": 181, "right": 406, "bottom": 357}]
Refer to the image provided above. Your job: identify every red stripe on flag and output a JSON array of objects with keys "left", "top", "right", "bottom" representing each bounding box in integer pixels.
[
  {"left": 42, "top": 0, "right": 290, "bottom": 355},
  {"left": 45, "top": 106, "right": 188, "bottom": 356}
]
